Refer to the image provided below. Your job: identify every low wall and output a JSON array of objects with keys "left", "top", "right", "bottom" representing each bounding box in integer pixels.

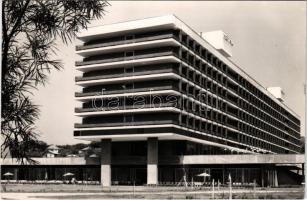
[{"left": 1, "top": 154, "right": 304, "bottom": 166}]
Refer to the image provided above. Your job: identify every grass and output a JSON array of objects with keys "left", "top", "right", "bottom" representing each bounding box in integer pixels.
[
  {"left": 1, "top": 184, "right": 304, "bottom": 199},
  {"left": 29, "top": 192, "right": 303, "bottom": 199}
]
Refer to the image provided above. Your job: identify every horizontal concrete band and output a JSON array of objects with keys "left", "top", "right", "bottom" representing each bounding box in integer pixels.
[{"left": 2, "top": 154, "right": 304, "bottom": 166}]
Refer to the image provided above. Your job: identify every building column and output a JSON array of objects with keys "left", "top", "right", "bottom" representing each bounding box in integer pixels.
[
  {"left": 222, "top": 165, "right": 225, "bottom": 185},
  {"left": 101, "top": 139, "right": 111, "bottom": 187},
  {"left": 273, "top": 170, "right": 278, "bottom": 187},
  {"left": 14, "top": 168, "right": 18, "bottom": 180},
  {"left": 261, "top": 165, "right": 265, "bottom": 187},
  {"left": 267, "top": 170, "right": 272, "bottom": 187},
  {"left": 241, "top": 169, "right": 244, "bottom": 185},
  {"left": 147, "top": 137, "right": 158, "bottom": 185}
]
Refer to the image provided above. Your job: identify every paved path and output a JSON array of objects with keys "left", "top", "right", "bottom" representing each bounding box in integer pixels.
[{"left": 1, "top": 188, "right": 304, "bottom": 200}]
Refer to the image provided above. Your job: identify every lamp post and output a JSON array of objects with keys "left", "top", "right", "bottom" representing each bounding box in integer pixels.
[
  {"left": 229, "top": 173, "right": 232, "bottom": 200},
  {"left": 122, "top": 85, "right": 126, "bottom": 110}
]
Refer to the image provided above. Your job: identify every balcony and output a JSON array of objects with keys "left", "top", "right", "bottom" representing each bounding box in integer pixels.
[
  {"left": 75, "top": 56, "right": 181, "bottom": 73},
  {"left": 75, "top": 72, "right": 180, "bottom": 87},
  {"left": 75, "top": 120, "right": 179, "bottom": 129},
  {"left": 75, "top": 85, "right": 180, "bottom": 98},
  {"left": 75, "top": 103, "right": 180, "bottom": 113},
  {"left": 75, "top": 68, "right": 179, "bottom": 82},
  {"left": 77, "top": 32, "right": 179, "bottom": 51},
  {"left": 74, "top": 103, "right": 181, "bottom": 117},
  {"left": 76, "top": 51, "right": 179, "bottom": 67},
  {"left": 76, "top": 37, "right": 180, "bottom": 57}
]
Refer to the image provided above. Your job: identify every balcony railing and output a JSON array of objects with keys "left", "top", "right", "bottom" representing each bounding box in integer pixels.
[
  {"left": 75, "top": 120, "right": 178, "bottom": 128},
  {"left": 75, "top": 68, "right": 179, "bottom": 82},
  {"left": 76, "top": 34, "right": 178, "bottom": 51},
  {"left": 75, "top": 103, "right": 179, "bottom": 113},
  {"left": 75, "top": 51, "right": 179, "bottom": 66},
  {"left": 75, "top": 85, "right": 179, "bottom": 97}
]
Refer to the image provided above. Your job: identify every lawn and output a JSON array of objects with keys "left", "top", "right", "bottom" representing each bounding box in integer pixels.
[{"left": 1, "top": 184, "right": 304, "bottom": 199}]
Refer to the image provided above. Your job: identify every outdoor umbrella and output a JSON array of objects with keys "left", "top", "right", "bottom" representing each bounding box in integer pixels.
[
  {"left": 3, "top": 172, "right": 13, "bottom": 176},
  {"left": 89, "top": 154, "right": 98, "bottom": 158},
  {"left": 197, "top": 172, "right": 210, "bottom": 177},
  {"left": 63, "top": 172, "right": 74, "bottom": 177},
  {"left": 3, "top": 172, "right": 14, "bottom": 182},
  {"left": 197, "top": 172, "right": 210, "bottom": 185},
  {"left": 63, "top": 172, "right": 74, "bottom": 183}
]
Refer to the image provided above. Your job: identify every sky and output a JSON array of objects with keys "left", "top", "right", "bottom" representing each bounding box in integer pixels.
[{"left": 32, "top": 1, "right": 306, "bottom": 145}]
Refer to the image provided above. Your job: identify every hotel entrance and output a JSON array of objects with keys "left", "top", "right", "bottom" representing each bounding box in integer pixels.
[{"left": 112, "top": 166, "right": 147, "bottom": 185}]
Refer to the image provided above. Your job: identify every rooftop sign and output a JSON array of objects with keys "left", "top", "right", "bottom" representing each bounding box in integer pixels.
[{"left": 200, "top": 30, "right": 233, "bottom": 58}]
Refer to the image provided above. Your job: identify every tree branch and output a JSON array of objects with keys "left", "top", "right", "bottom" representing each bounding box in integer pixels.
[
  {"left": 2, "top": 0, "right": 31, "bottom": 81},
  {"left": 7, "top": 0, "right": 31, "bottom": 41}
]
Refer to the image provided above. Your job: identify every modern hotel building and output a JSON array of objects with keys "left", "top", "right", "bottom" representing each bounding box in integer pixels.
[{"left": 73, "top": 15, "right": 301, "bottom": 186}]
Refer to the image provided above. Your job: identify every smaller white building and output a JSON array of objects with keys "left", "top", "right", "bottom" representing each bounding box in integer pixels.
[
  {"left": 267, "top": 87, "right": 285, "bottom": 102},
  {"left": 200, "top": 30, "right": 233, "bottom": 58},
  {"left": 45, "top": 145, "right": 60, "bottom": 158}
]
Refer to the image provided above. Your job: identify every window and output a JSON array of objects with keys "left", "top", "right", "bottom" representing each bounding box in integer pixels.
[
  {"left": 207, "top": 109, "right": 212, "bottom": 119},
  {"left": 207, "top": 95, "right": 212, "bottom": 105},
  {"left": 212, "top": 111, "right": 217, "bottom": 120},
  {"left": 212, "top": 125, "right": 217, "bottom": 134},
  {"left": 207, "top": 67, "right": 212, "bottom": 77},
  {"left": 125, "top": 115, "right": 134, "bottom": 123},
  {"left": 188, "top": 117, "right": 193, "bottom": 128},
  {"left": 201, "top": 64, "right": 207, "bottom": 74},
  {"left": 218, "top": 73, "right": 222, "bottom": 83},
  {"left": 188, "top": 101, "right": 193, "bottom": 111},
  {"left": 188, "top": 70, "right": 194, "bottom": 80},
  {"left": 207, "top": 81, "right": 212, "bottom": 91},
  {"left": 181, "top": 115, "right": 187, "bottom": 126},
  {"left": 125, "top": 51, "right": 134, "bottom": 57},
  {"left": 123, "top": 83, "right": 133, "bottom": 90},
  {"left": 195, "top": 120, "right": 200, "bottom": 130},
  {"left": 222, "top": 77, "right": 227, "bottom": 85},
  {"left": 125, "top": 67, "right": 134, "bottom": 73},
  {"left": 201, "top": 122, "right": 207, "bottom": 130},
  {"left": 125, "top": 35, "right": 134, "bottom": 40},
  {"left": 196, "top": 74, "right": 200, "bottom": 84},
  {"left": 212, "top": 83, "right": 217, "bottom": 93},
  {"left": 181, "top": 82, "right": 187, "bottom": 93},
  {"left": 212, "top": 97, "right": 217, "bottom": 107},
  {"left": 202, "top": 78, "right": 206, "bottom": 88},
  {"left": 207, "top": 123, "right": 212, "bottom": 133},
  {"left": 182, "top": 51, "right": 188, "bottom": 60},
  {"left": 182, "top": 67, "right": 188, "bottom": 77}
]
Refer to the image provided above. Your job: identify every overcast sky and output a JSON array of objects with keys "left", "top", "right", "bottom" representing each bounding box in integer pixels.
[{"left": 32, "top": 1, "right": 306, "bottom": 145}]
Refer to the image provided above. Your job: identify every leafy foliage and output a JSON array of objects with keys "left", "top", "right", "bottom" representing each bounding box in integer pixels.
[
  {"left": 24, "top": 140, "right": 49, "bottom": 157},
  {"left": 1, "top": 0, "right": 109, "bottom": 163},
  {"left": 89, "top": 141, "right": 101, "bottom": 149},
  {"left": 58, "top": 143, "right": 88, "bottom": 156}
]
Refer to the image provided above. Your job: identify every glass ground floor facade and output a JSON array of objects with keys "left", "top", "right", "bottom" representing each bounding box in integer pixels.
[
  {"left": 112, "top": 165, "right": 262, "bottom": 186},
  {"left": 2, "top": 164, "right": 302, "bottom": 186},
  {"left": 1, "top": 166, "right": 101, "bottom": 182}
]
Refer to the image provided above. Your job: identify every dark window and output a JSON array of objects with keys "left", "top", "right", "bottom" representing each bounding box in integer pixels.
[
  {"left": 123, "top": 83, "right": 133, "bottom": 89},
  {"left": 125, "top": 67, "right": 134, "bottom": 73},
  {"left": 125, "top": 115, "right": 133, "bottom": 123},
  {"left": 125, "top": 35, "right": 134, "bottom": 40},
  {"left": 125, "top": 51, "right": 134, "bottom": 57}
]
